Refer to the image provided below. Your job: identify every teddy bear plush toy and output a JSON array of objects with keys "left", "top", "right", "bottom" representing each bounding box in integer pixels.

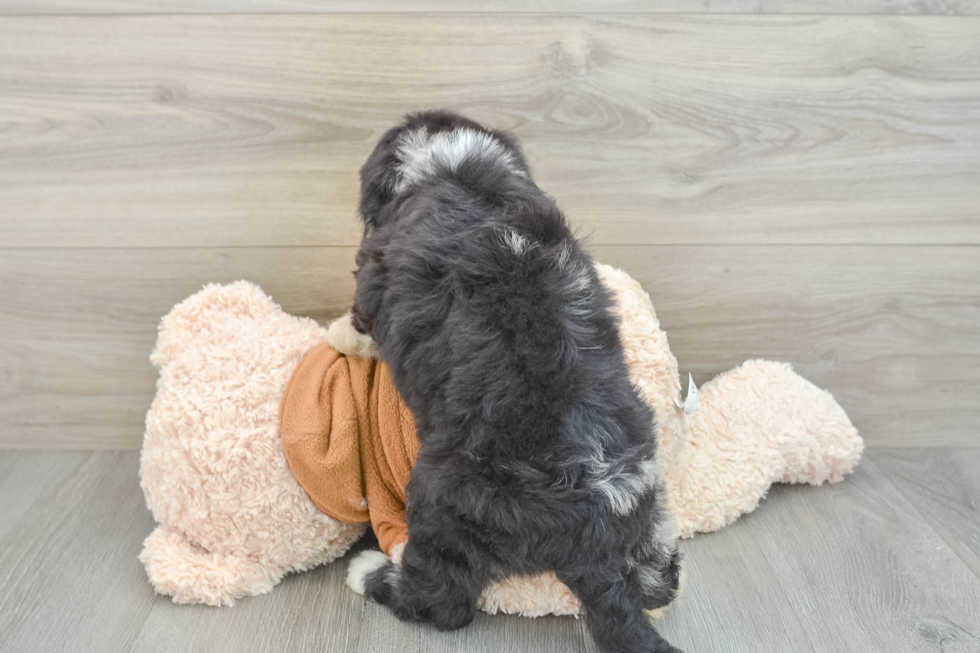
[{"left": 139, "top": 264, "right": 863, "bottom": 615}]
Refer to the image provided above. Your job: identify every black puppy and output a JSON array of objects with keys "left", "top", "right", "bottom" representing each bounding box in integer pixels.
[{"left": 339, "top": 111, "right": 683, "bottom": 653}]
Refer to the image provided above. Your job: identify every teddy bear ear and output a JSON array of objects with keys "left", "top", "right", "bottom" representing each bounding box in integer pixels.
[{"left": 151, "top": 281, "right": 280, "bottom": 367}]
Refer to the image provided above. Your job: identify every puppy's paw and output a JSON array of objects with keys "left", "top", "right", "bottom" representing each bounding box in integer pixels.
[
  {"left": 645, "top": 567, "right": 687, "bottom": 621},
  {"left": 346, "top": 550, "right": 389, "bottom": 595},
  {"left": 326, "top": 311, "right": 379, "bottom": 359},
  {"left": 644, "top": 606, "right": 666, "bottom": 620}
]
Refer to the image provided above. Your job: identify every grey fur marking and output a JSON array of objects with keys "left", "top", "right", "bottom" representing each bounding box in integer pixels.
[{"left": 395, "top": 126, "right": 525, "bottom": 192}]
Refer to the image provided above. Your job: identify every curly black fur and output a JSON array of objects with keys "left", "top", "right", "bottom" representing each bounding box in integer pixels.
[{"left": 349, "top": 111, "right": 683, "bottom": 653}]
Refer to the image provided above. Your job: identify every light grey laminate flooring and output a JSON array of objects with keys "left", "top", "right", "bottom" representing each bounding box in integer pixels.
[{"left": 1, "top": 449, "right": 978, "bottom": 653}]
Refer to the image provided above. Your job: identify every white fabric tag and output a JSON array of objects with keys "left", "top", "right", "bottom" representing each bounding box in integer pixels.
[{"left": 674, "top": 373, "right": 699, "bottom": 415}]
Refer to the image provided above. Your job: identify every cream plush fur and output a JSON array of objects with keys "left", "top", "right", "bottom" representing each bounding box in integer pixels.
[
  {"left": 140, "top": 264, "right": 862, "bottom": 614},
  {"left": 139, "top": 283, "right": 367, "bottom": 606}
]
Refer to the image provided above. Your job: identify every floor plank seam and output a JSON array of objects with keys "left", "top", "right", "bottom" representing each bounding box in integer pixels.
[{"left": 1, "top": 12, "right": 978, "bottom": 18}]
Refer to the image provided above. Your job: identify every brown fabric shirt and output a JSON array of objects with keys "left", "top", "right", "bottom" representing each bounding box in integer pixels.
[{"left": 279, "top": 343, "right": 418, "bottom": 554}]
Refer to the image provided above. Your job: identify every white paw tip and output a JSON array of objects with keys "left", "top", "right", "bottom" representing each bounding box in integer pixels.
[
  {"left": 346, "top": 550, "right": 389, "bottom": 595},
  {"left": 326, "top": 311, "right": 380, "bottom": 359}
]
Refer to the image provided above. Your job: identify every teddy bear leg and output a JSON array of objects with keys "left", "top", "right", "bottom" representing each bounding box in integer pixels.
[
  {"left": 477, "top": 571, "right": 584, "bottom": 617},
  {"left": 140, "top": 524, "right": 282, "bottom": 607},
  {"left": 672, "top": 359, "right": 863, "bottom": 537}
]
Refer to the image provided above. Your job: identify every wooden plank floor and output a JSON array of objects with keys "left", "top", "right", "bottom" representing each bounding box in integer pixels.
[{"left": 1, "top": 449, "right": 979, "bottom": 653}]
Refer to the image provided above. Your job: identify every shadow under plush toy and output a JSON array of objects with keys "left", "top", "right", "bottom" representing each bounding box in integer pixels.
[{"left": 140, "top": 264, "right": 863, "bottom": 615}]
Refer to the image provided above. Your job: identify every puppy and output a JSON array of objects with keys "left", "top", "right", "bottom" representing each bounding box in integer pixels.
[{"left": 341, "top": 111, "right": 683, "bottom": 653}]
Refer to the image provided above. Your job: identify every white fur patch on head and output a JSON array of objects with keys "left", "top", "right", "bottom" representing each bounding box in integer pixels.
[
  {"left": 394, "top": 126, "right": 525, "bottom": 192},
  {"left": 326, "top": 311, "right": 379, "bottom": 359},
  {"left": 346, "top": 549, "right": 390, "bottom": 595}
]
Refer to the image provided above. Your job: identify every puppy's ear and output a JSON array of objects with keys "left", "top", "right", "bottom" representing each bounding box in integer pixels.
[
  {"left": 359, "top": 162, "right": 398, "bottom": 231},
  {"left": 359, "top": 127, "right": 404, "bottom": 230}
]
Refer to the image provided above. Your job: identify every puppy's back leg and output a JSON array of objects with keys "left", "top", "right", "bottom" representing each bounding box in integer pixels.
[
  {"left": 636, "top": 548, "right": 683, "bottom": 619},
  {"left": 633, "top": 532, "right": 683, "bottom": 614},
  {"left": 558, "top": 563, "right": 684, "bottom": 653},
  {"left": 347, "top": 535, "right": 486, "bottom": 632}
]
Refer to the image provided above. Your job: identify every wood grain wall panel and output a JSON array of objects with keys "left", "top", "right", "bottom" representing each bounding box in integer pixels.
[
  {"left": 0, "top": 247, "right": 357, "bottom": 448},
  {"left": 604, "top": 245, "right": 980, "bottom": 447},
  {"left": 1, "top": 15, "right": 977, "bottom": 248},
  {"left": 1, "top": 245, "right": 976, "bottom": 448}
]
